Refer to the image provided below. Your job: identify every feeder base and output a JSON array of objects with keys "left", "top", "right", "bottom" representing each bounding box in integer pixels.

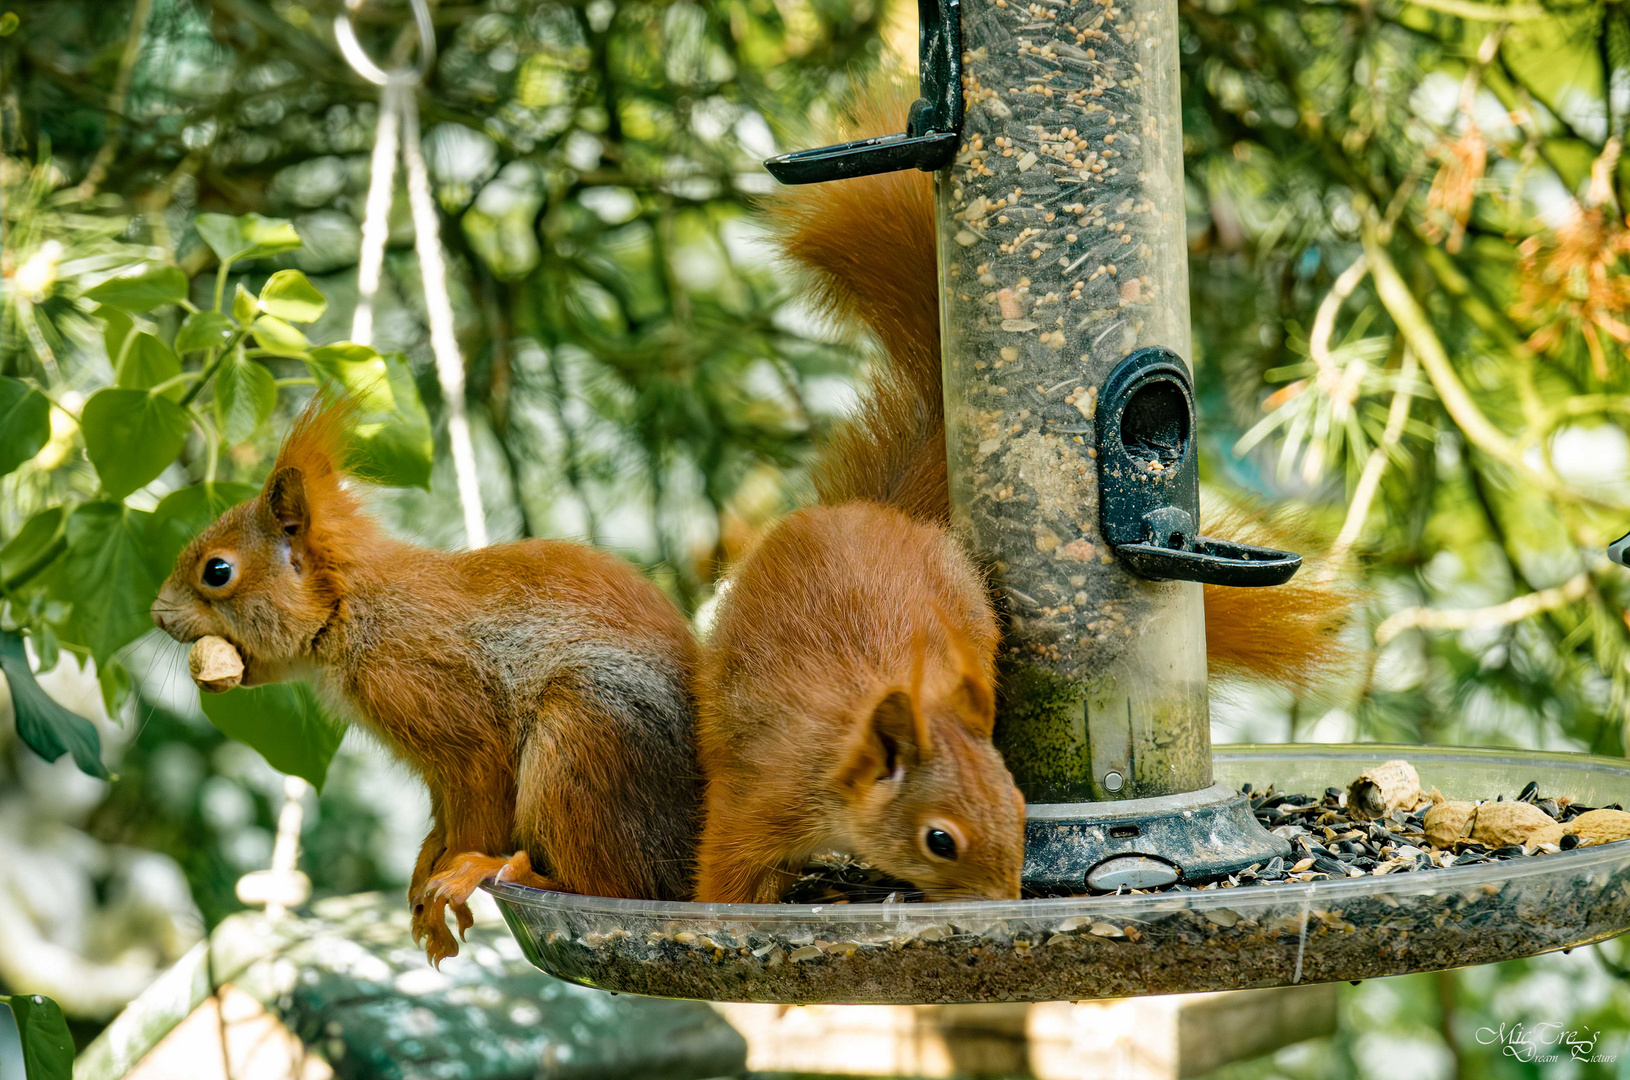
[
  {"left": 1024, "top": 782, "right": 1291, "bottom": 893},
  {"left": 489, "top": 746, "right": 1630, "bottom": 1005}
]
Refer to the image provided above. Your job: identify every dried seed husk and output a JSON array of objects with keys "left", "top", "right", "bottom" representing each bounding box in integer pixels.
[
  {"left": 189, "top": 635, "right": 243, "bottom": 693},
  {"left": 1524, "top": 823, "right": 1568, "bottom": 850},
  {"left": 1468, "top": 801, "right": 1556, "bottom": 847},
  {"left": 1567, "top": 809, "right": 1630, "bottom": 847},
  {"left": 1347, "top": 760, "right": 1421, "bottom": 819},
  {"left": 1424, "top": 801, "right": 1476, "bottom": 848}
]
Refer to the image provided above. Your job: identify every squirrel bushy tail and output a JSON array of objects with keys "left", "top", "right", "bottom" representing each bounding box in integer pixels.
[
  {"left": 765, "top": 82, "right": 947, "bottom": 523},
  {"left": 766, "top": 82, "right": 1359, "bottom": 688}
]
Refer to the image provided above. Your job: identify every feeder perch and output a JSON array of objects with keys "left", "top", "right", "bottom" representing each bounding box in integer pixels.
[{"left": 489, "top": 0, "right": 1630, "bottom": 1003}]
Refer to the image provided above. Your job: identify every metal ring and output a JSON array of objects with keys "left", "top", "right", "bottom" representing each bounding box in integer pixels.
[{"left": 334, "top": 0, "right": 436, "bottom": 87}]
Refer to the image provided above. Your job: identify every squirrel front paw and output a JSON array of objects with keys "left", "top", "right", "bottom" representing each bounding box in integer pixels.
[
  {"left": 425, "top": 850, "right": 553, "bottom": 904},
  {"left": 413, "top": 851, "right": 556, "bottom": 966}
]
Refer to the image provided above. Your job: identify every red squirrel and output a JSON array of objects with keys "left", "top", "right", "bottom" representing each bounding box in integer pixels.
[
  {"left": 694, "top": 92, "right": 1026, "bottom": 904},
  {"left": 766, "top": 84, "right": 1358, "bottom": 688},
  {"left": 151, "top": 402, "right": 701, "bottom": 964},
  {"left": 694, "top": 84, "right": 1359, "bottom": 903},
  {"left": 695, "top": 502, "right": 1024, "bottom": 903}
]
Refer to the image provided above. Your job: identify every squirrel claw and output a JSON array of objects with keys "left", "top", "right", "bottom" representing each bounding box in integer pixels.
[
  {"left": 452, "top": 899, "right": 474, "bottom": 940},
  {"left": 413, "top": 851, "right": 552, "bottom": 965},
  {"left": 419, "top": 915, "right": 461, "bottom": 967}
]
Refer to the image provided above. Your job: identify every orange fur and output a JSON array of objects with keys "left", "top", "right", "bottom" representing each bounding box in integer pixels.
[
  {"left": 152, "top": 400, "right": 701, "bottom": 965},
  {"left": 769, "top": 83, "right": 1360, "bottom": 687},
  {"left": 1198, "top": 501, "right": 1361, "bottom": 690},
  {"left": 696, "top": 503, "right": 1024, "bottom": 903},
  {"left": 764, "top": 81, "right": 946, "bottom": 522}
]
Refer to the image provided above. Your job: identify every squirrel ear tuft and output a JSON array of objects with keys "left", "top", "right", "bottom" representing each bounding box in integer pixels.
[{"left": 265, "top": 467, "right": 309, "bottom": 538}]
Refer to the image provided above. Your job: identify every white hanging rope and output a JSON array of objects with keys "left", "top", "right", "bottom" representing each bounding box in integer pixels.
[
  {"left": 336, "top": 0, "right": 487, "bottom": 549},
  {"left": 350, "top": 81, "right": 400, "bottom": 345},
  {"left": 234, "top": 776, "right": 312, "bottom": 920},
  {"left": 400, "top": 92, "right": 489, "bottom": 548}
]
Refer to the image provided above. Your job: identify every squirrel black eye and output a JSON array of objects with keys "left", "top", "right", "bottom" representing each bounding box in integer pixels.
[
  {"left": 926, "top": 828, "right": 958, "bottom": 860},
  {"left": 201, "top": 557, "right": 234, "bottom": 588}
]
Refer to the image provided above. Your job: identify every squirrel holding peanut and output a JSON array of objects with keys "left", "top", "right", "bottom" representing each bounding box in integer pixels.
[
  {"left": 690, "top": 85, "right": 1356, "bottom": 903},
  {"left": 151, "top": 402, "right": 701, "bottom": 965},
  {"left": 154, "top": 84, "right": 1357, "bottom": 937}
]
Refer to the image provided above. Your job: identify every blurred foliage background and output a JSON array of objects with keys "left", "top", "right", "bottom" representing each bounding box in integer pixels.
[{"left": 5, "top": 0, "right": 1630, "bottom": 1074}]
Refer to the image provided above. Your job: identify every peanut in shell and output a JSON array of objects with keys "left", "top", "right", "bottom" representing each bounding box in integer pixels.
[
  {"left": 1566, "top": 808, "right": 1630, "bottom": 847},
  {"left": 1347, "top": 760, "right": 1421, "bottom": 819},
  {"left": 1467, "top": 800, "right": 1556, "bottom": 847},
  {"left": 189, "top": 635, "right": 244, "bottom": 693},
  {"left": 1424, "top": 801, "right": 1477, "bottom": 848}
]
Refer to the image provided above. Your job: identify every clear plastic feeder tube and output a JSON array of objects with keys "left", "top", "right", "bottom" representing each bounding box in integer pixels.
[{"left": 937, "top": 0, "right": 1204, "bottom": 801}]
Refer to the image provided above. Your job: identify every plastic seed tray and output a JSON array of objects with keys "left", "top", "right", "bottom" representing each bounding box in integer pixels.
[{"left": 487, "top": 745, "right": 1630, "bottom": 1004}]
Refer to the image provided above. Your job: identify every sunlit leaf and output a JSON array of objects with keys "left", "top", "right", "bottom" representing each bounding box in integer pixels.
[
  {"left": 0, "top": 629, "right": 108, "bottom": 778},
  {"left": 80, "top": 388, "right": 190, "bottom": 500},
  {"left": 96, "top": 657, "right": 132, "bottom": 717},
  {"left": 200, "top": 681, "right": 345, "bottom": 791},
  {"left": 306, "top": 343, "right": 433, "bottom": 488},
  {"left": 175, "top": 310, "right": 236, "bottom": 354},
  {"left": 195, "top": 212, "right": 303, "bottom": 263},
  {"left": 0, "top": 507, "right": 66, "bottom": 591},
  {"left": 9, "top": 993, "right": 75, "bottom": 1080},
  {"left": 60, "top": 501, "right": 162, "bottom": 667},
  {"left": 215, "top": 350, "right": 277, "bottom": 443},
  {"left": 257, "top": 269, "right": 327, "bottom": 323},
  {"left": 83, "top": 265, "right": 189, "bottom": 312},
  {"left": 99, "top": 306, "right": 136, "bottom": 364},
  {"left": 115, "top": 332, "right": 181, "bottom": 392},
  {"left": 232, "top": 282, "right": 257, "bottom": 325},
  {"left": 0, "top": 376, "right": 50, "bottom": 477},
  {"left": 252, "top": 315, "right": 310, "bottom": 357}
]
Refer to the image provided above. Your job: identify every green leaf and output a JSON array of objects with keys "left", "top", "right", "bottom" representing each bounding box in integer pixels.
[
  {"left": 9, "top": 993, "right": 76, "bottom": 1080},
  {"left": 0, "top": 630, "right": 108, "bottom": 779},
  {"left": 61, "top": 502, "right": 162, "bottom": 667},
  {"left": 32, "top": 625, "right": 60, "bottom": 674},
  {"left": 0, "top": 377, "right": 50, "bottom": 477},
  {"left": 252, "top": 316, "right": 310, "bottom": 358},
  {"left": 214, "top": 351, "right": 277, "bottom": 444},
  {"left": 116, "top": 332, "right": 181, "bottom": 392},
  {"left": 232, "top": 283, "right": 257, "bottom": 325},
  {"left": 176, "top": 310, "right": 236, "bottom": 354},
  {"left": 307, "top": 343, "right": 434, "bottom": 488},
  {"left": 100, "top": 306, "right": 136, "bottom": 365},
  {"left": 0, "top": 507, "right": 66, "bottom": 591},
  {"left": 97, "top": 658, "right": 133, "bottom": 717},
  {"left": 83, "top": 265, "right": 190, "bottom": 312},
  {"left": 196, "top": 212, "right": 303, "bottom": 263},
  {"left": 149, "top": 481, "right": 259, "bottom": 577},
  {"left": 200, "top": 681, "right": 345, "bottom": 791},
  {"left": 257, "top": 269, "right": 327, "bottom": 323},
  {"left": 81, "top": 388, "right": 191, "bottom": 500}
]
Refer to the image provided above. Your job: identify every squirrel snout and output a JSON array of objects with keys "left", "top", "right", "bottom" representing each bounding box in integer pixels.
[{"left": 149, "top": 592, "right": 185, "bottom": 638}]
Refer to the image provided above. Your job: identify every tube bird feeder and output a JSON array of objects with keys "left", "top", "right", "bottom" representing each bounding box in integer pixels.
[{"left": 489, "top": 0, "right": 1630, "bottom": 1004}]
